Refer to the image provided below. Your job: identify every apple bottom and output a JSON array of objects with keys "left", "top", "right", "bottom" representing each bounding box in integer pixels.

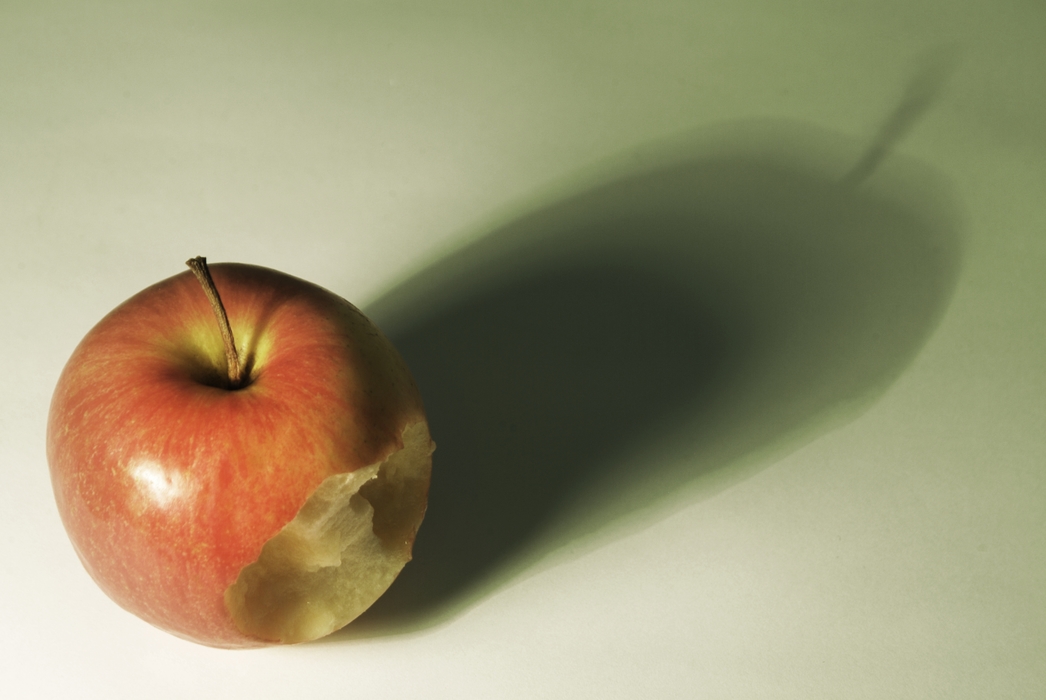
[
  {"left": 223, "top": 420, "right": 433, "bottom": 645},
  {"left": 73, "top": 420, "right": 434, "bottom": 648}
]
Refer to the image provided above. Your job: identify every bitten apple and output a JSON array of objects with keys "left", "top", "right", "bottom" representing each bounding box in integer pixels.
[{"left": 47, "top": 258, "right": 433, "bottom": 648}]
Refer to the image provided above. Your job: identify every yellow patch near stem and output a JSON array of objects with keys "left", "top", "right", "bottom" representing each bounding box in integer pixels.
[{"left": 224, "top": 421, "right": 433, "bottom": 644}]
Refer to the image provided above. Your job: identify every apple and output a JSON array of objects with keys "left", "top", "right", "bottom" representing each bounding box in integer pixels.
[{"left": 47, "top": 258, "right": 434, "bottom": 648}]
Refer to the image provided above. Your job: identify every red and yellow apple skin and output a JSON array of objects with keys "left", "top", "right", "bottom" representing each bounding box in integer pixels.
[{"left": 47, "top": 263, "right": 431, "bottom": 648}]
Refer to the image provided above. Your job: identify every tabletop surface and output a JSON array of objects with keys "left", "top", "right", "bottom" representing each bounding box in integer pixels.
[{"left": 1, "top": 2, "right": 1043, "bottom": 698}]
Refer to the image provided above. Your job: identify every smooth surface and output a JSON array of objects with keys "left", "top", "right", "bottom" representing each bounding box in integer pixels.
[{"left": 2, "top": 1, "right": 1043, "bottom": 697}]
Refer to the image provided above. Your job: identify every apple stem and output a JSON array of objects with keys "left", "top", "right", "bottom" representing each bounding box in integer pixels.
[{"left": 186, "top": 256, "right": 246, "bottom": 389}]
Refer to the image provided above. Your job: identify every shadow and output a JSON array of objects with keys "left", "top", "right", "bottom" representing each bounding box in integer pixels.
[{"left": 328, "top": 118, "right": 964, "bottom": 640}]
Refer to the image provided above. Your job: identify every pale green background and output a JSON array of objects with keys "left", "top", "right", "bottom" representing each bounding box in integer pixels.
[{"left": 1, "top": 1, "right": 1043, "bottom": 698}]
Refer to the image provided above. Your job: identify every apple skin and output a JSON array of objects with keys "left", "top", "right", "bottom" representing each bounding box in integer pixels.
[{"left": 47, "top": 263, "right": 432, "bottom": 648}]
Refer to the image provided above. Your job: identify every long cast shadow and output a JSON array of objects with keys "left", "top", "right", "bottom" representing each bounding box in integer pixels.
[{"left": 330, "top": 119, "right": 964, "bottom": 640}]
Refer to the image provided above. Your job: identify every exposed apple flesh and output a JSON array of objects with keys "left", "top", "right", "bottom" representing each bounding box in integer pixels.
[
  {"left": 47, "top": 261, "right": 433, "bottom": 648},
  {"left": 226, "top": 421, "right": 433, "bottom": 643}
]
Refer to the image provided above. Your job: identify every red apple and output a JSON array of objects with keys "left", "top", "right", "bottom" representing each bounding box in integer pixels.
[{"left": 47, "top": 259, "right": 434, "bottom": 648}]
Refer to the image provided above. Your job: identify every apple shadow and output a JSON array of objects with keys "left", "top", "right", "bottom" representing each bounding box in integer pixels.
[{"left": 327, "top": 119, "right": 964, "bottom": 640}]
